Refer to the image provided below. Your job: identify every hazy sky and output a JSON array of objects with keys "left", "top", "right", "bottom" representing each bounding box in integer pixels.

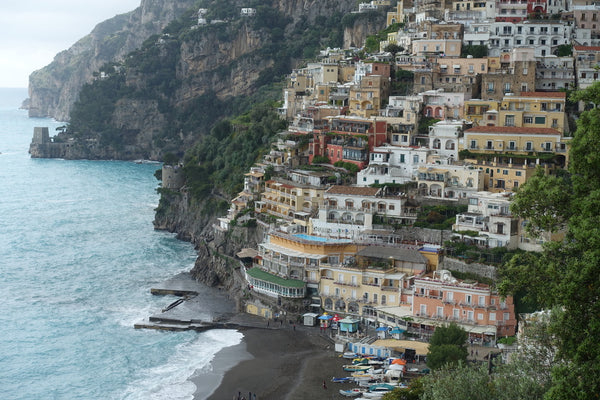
[{"left": 0, "top": 0, "right": 142, "bottom": 88}]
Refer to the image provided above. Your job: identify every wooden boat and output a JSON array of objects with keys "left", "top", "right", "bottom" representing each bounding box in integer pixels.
[
  {"left": 339, "top": 388, "right": 368, "bottom": 397},
  {"left": 342, "top": 352, "right": 358, "bottom": 359},
  {"left": 343, "top": 364, "right": 372, "bottom": 372}
]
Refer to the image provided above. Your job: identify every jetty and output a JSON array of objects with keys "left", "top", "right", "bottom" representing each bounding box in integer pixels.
[{"left": 134, "top": 272, "right": 266, "bottom": 332}]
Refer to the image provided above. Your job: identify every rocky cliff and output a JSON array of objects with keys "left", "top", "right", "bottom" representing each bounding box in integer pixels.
[
  {"left": 29, "top": 0, "right": 387, "bottom": 161},
  {"left": 27, "top": 0, "right": 196, "bottom": 121}
]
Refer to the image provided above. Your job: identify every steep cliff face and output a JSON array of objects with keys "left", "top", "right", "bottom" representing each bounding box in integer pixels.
[
  {"left": 31, "top": 0, "right": 385, "bottom": 161},
  {"left": 27, "top": 0, "right": 196, "bottom": 121}
]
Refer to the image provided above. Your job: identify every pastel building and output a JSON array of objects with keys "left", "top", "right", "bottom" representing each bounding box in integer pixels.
[
  {"left": 412, "top": 270, "right": 517, "bottom": 339},
  {"left": 249, "top": 231, "right": 358, "bottom": 299},
  {"left": 311, "top": 185, "right": 415, "bottom": 238},
  {"left": 416, "top": 164, "right": 485, "bottom": 200},
  {"left": 255, "top": 179, "right": 326, "bottom": 230},
  {"left": 357, "top": 144, "right": 431, "bottom": 186},
  {"left": 320, "top": 245, "right": 431, "bottom": 317},
  {"left": 453, "top": 191, "right": 518, "bottom": 248}
]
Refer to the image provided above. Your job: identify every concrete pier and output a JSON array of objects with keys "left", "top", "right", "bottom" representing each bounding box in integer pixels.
[{"left": 135, "top": 272, "right": 266, "bottom": 332}]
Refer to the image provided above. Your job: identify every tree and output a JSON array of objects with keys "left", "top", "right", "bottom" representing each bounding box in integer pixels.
[
  {"left": 384, "top": 43, "right": 404, "bottom": 57},
  {"left": 383, "top": 378, "right": 424, "bottom": 400},
  {"left": 499, "top": 81, "right": 600, "bottom": 399},
  {"left": 421, "top": 363, "right": 491, "bottom": 400},
  {"left": 426, "top": 323, "right": 468, "bottom": 370}
]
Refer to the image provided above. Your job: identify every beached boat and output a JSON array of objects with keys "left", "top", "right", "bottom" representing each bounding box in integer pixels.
[
  {"left": 343, "top": 364, "right": 372, "bottom": 372},
  {"left": 339, "top": 388, "right": 368, "bottom": 397},
  {"left": 342, "top": 352, "right": 358, "bottom": 359},
  {"left": 362, "top": 383, "right": 396, "bottom": 398},
  {"left": 331, "top": 377, "right": 354, "bottom": 383}
]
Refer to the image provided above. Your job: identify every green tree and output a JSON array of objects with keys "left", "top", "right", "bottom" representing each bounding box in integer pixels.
[
  {"left": 499, "top": 81, "right": 600, "bottom": 399},
  {"left": 421, "top": 363, "right": 491, "bottom": 400},
  {"left": 426, "top": 323, "right": 468, "bottom": 370},
  {"left": 383, "top": 378, "right": 424, "bottom": 400}
]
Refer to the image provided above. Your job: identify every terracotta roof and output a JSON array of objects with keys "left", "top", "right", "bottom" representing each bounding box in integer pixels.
[
  {"left": 326, "top": 185, "right": 381, "bottom": 196},
  {"left": 574, "top": 45, "right": 600, "bottom": 51},
  {"left": 465, "top": 126, "right": 561, "bottom": 135},
  {"left": 518, "top": 92, "right": 566, "bottom": 98}
]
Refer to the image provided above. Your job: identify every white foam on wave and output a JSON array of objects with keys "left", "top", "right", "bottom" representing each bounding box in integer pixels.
[{"left": 118, "top": 329, "right": 243, "bottom": 400}]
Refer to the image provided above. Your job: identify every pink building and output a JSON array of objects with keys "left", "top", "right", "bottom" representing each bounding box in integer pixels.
[{"left": 412, "top": 270, "right": 517, "bottom": 341}]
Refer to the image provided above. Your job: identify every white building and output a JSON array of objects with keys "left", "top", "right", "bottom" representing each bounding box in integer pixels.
[
  {"left": 452, "top": 191, "right": 518, "bottom": 248},
  {"left": 416, "top": 164, "right": 485, "bottom": 200},
  {"left": 311, "top": 186, "right": 408, "bottom": 238},
  {"left": 357, "top": 144, "right": 430, "bottom": 186}
]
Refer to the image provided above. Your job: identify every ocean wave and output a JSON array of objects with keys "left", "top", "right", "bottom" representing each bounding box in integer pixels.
[{"left": 117, "top": 330, "right": 243, "bottom": 400}]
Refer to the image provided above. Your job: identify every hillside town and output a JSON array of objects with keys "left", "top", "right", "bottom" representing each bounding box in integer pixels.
[{"left": 162, "top": 0, "right": 590, "bottom": 371}]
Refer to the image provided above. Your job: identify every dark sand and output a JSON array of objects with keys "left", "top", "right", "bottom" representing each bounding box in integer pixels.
[{"left": 198, "top": 325, "right": 358, "bottom": 400}]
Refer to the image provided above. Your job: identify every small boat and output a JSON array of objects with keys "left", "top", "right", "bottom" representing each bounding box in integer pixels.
[
  {"left": 343, "top": 364, "right": 372, "bottom": 372},
  {"left": 352, "top": 357, "right": 370, "bottom": 365},
  {"left": 339, "top": 388, "right": 368, "bottom": 397},
  {"left": 331, "top": 377, "right": 354, "bottom": 383},
  {"left": 342, "top": 352, "right": 358, "bottom": 359},
  {"left": 362, "top": 383, "right": 396, "bottom": 398}
]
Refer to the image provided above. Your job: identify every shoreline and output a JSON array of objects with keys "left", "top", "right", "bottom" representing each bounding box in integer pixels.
[
  {"left": 191, "top": 334, "right": 252, "bottom": 400},
  {"left": 201, "top": 325, "right": 355, "bottom": 400}
]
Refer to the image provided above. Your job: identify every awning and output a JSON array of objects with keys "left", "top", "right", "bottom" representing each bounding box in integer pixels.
[
  {"left": 440, "top": 64, "right": 448, "bottom": 68},
  {"left": 376, "top": 327, "right": 388, "bottom": 331},
  {"left": 453, "top": 64, "right": 461, "bottom": 68}
]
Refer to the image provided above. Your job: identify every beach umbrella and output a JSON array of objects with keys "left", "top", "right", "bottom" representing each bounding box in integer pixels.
[
  {"left": 391, "top": 358, "right": 407, "bottom": 365},
  {"left": 375, "top": 327, "right": 388, "bottom": 331},
  {"left": 332, "top": 314, "right": 341, "bottom": 322},
  {"left": 318, "top": 314, "right": 333, "bottom": 320}
]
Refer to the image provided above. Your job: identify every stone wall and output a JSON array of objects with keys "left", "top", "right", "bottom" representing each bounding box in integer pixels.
[{"left": 440, "top": 257, "right": 497, "bottom": 280}]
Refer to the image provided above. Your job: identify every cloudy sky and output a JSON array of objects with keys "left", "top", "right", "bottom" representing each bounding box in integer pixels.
[{"left": 0, "top": 0, "right": 142, "bottom": 88}]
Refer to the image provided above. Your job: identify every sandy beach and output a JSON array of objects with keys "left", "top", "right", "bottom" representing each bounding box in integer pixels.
[{"left": 198, "top": 324, "right": 357, "bottom": 400}]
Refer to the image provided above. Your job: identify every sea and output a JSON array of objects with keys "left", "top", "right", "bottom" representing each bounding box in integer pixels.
[{"left": 0, "top": 88, "right": 242, "bottom": 400}]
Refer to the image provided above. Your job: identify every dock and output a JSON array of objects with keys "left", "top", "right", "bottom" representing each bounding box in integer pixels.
[{"left": 134, "top": 272, "right": 266, "bottom": 332}]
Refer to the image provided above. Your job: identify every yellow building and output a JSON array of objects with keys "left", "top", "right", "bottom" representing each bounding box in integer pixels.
[
  {"left": 462, "top": 126, "right": 568, "bottom": 192},
  {"left": 498, "top": 92, "right": 568, "bottom": 133},
  {"left": 387, "top": 1, "right": 405, "bottom": 25},
  {"left": 348, "top": 75, "right": 389, "bottom": 118},
  {"left": 464, "top": 99, "right": 500, "bottom": 127},
  {"left": 255, "top": 179, "right": 326, "bottom": 229},
  {"left": 320, "top": 245, "right": 431, "bottom": 318},
  {"left": 251, "top": 231, "right": 358, "bottom": 299}
]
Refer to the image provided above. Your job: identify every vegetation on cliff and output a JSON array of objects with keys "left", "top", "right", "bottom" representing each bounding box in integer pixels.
[{"left": 60, "top": 0, "right": 383, "bottom": 191}]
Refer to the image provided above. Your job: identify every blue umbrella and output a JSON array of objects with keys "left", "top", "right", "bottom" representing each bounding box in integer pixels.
[
  {"left": 390, "top": 327, "right": 405, "bottom": 334},
  {"left": 375, "top": 327, "right": 388, "bottom": 331},
  {"left": 318, "top": 314, "right": 333, "bottom": 320}
]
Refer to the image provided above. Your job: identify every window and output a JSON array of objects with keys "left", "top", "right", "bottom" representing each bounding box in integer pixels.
[
  {"left": 516, "top": 171, "right": 522, "bottom": 176},
  {"left": 503, "top": 312, "right": 510, "bottom": 321},
  {"left": 526, "top": 141, "right": 533, "bottom": 151},
  {"left": 413, "top": 155, "right": 419, "bottom": 163},
  {"left": 478, "top": 313, "right": 484, "bottom": 320},
  {"left": 393, "top": 134, "right": 399, "bottom": 142},
  {"left": 490, "top": 312, "right": 496, "bottom": 321},
  {"left": 508, "top": 141, "right": 516, "bottom": 150},
  {"left": 503, "top": 170, "right": 508, "bottom": 175},
  {"left": 470, "top": 140, "right": 477, "bottom": 149},
  {"left": 535, "top": 116, "right": 546, "bottom": 124},
  {"left": 466, "top": 295, "right": 472, "bottom": 305},
  {"left": 524, "top": 116, "right": 533, "bottom": 124},
  {"left": 400, "top": 154, "right": 405, "bottom": 163},
  {"left": 437, "top": 306, "right": 444, "bottom": 317},
  {"left": 478, "top": 296, "right": 485, "bottom": 306},
  {"left": 504, "top": 82, "right": 511, "bottom": 92},
  {"left": 505, "top": 115, "right": 515, "bottom": 126}
]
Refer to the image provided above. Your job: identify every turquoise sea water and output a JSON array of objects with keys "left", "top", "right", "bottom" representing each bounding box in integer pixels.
[{"left": 0, "top": 89, "right": 241, "bottom": 400}]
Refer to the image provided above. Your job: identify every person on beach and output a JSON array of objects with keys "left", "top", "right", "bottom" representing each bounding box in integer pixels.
[{"left": 323, "top": 380, "right": 327, "bottom": 389}]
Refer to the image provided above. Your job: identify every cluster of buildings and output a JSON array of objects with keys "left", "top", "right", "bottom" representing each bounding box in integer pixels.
[{"left": 191, "top": 0, "right": 600, "bottom": 342}]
